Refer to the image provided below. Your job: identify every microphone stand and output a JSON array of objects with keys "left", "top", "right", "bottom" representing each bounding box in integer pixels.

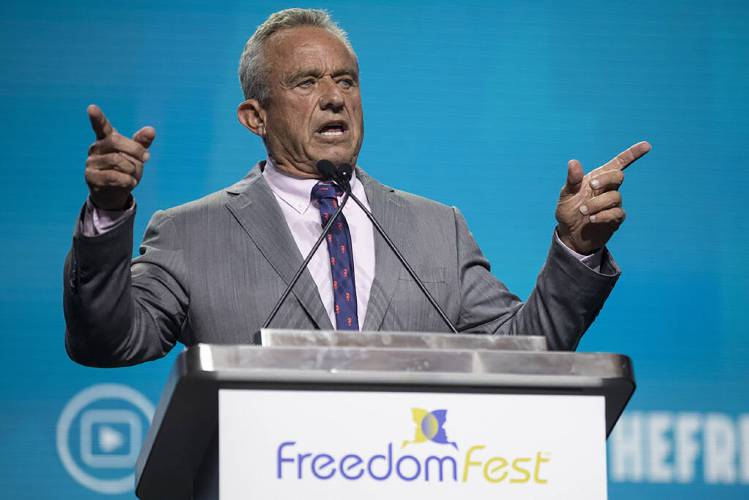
[
  {"left": 261, "top": 191, "right": 352, "bottom": 329},
  {"left": 261, "top": 159, "right": 459, "bottom": 335},
  {"left": 332, "top": 168, "right": 458, "bottom": 334}
]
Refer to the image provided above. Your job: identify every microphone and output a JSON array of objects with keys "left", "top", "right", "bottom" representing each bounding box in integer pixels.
[
  {"left": 335, "top": 163, "right": 458, "bottom": 334},
  {"left": 260, "top": 160, "right": 351, "bottom": 330},
  {"left": 316, "top": 159, "right": 352, "bottom": 192},
  {"left": 315, "top": 159, "right": 337, "bottom": 182},
  {"left": 335, "top": 163, "right": 353, "bottom": 192}
]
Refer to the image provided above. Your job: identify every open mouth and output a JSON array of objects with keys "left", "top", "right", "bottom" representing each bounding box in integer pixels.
[{"left": 316, "top": 121, "right": 348, "bottom": 137}]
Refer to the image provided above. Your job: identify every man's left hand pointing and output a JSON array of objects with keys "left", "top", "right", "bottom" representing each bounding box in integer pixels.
[{"left": 556, "top": 141, "right": 652, "bottom": 255}]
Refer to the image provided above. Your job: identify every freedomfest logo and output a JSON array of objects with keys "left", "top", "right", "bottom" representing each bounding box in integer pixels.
[{"left": 277, "top": 407, "right": 551, "bottom": 485}]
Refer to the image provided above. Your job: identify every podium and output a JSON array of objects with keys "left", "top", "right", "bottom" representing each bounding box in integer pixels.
[{"left": 135, "top": 330, "right": 635, "bottom": 500}]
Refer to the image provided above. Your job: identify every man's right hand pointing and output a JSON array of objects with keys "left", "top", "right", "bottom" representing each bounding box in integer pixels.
[{"left": 85, "top": 104, "right": 155, "bottom": 210}]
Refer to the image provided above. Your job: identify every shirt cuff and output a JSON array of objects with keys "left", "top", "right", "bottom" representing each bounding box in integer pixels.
[
  {"left": 553, "top": 230, "right": 604, "bottom": 272},
  {"left": 80, "top": 196, "right": 135, "bottom": 236}
]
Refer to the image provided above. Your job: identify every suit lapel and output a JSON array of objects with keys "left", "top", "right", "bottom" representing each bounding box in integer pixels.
[
  {"left": 358, "top": 168, "right": 404, "bottom": 331},
  {"left": 225, "top": 164, "right": 333, "bottom": 330}
]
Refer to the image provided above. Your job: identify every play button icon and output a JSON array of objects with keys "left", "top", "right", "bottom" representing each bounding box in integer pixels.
[
  {"left": 56, "top": 384, "right": 154, "bottom": 494},
  {"left": 98, "top": 425, "right": 125, "bottom": 453}
]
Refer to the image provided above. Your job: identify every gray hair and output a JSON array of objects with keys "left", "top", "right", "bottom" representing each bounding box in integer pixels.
[{"left": 238, "top": 8, "right": 355, "bottom": 103}]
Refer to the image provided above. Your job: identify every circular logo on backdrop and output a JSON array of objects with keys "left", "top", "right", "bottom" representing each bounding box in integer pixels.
[{"left": 56, "top": 384, "right": 155, "bottom": 495}]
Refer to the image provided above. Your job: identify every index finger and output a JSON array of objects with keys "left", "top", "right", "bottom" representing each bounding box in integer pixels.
[
  {"left": 602, "top": 141, "right": 652, "bottom": 172},
  {"left": 87, "top": 104, "right": 114, "bottom": 140}
]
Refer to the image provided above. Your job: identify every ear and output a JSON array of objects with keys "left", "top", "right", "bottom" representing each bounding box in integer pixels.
[{"left": 237, "top": 99, "right": 267, "bottom": 138}]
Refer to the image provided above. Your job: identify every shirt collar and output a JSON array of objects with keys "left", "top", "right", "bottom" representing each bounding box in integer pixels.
[{"left": 262, "top": 157, "right": 359, "bottom": 214}]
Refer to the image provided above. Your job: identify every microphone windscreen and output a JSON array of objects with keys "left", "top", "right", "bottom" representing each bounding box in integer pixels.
[
  {"left": 339, "top": 163, "right": 353, "bottom": 181},
  {"left": 315, "top": 160, "right": 336, "bottom": 180}
]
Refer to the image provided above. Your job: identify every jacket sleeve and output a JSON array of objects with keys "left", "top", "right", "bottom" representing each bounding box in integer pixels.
[
  {"left": 63, "top": 205, "right": 188, "bottom": 366},
  {"left": 452, "top": 207, "right": 619, "bottom": 351}
]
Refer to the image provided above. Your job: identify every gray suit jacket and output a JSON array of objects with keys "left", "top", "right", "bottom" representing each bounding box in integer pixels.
[{"left": 64, "top": 163, "right": 619, "bottom": 366}]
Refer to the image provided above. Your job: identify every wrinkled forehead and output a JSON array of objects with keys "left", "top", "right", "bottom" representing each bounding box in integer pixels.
[{"left": 264, "top": 26, "right": 359, "bottom": 78}]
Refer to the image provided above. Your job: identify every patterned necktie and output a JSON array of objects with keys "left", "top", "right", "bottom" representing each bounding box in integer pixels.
[{"left": 311, "top": 182, "right": 359, "bottom": 330}]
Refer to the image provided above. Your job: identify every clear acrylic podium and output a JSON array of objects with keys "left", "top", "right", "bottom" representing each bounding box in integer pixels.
[{"left": 135, "top": 330, "right": 635, "bottom": 500}]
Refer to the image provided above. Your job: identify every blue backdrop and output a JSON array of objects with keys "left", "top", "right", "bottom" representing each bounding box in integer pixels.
[{"left": 1, "top": 0, "right": 747, "bottom": 497}]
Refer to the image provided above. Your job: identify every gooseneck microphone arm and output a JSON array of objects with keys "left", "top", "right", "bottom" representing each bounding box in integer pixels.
[
  {"left": 260, "top": 165, "right": 351, "bottom": 330},
  {"left": 336, "top": 164, "right": 459, "bottom": 334},
  {"left": 261, "top": 159, "right": 459, "bottom": 334}
]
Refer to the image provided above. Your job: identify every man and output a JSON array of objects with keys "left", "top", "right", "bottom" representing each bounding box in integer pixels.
[{"left": 64, "top": 9, "right": 650, "bottom": 367}]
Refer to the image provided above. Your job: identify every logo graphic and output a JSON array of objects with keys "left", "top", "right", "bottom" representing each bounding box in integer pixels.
[
  {"left": 402, "top": 408, "right": 458, "bottom": 450},
  {"left": 276, "top": 405, "right": 550, "bottom": 484},
  {"left": 56, "top": 384, "right": 154, "bottom": 494}
]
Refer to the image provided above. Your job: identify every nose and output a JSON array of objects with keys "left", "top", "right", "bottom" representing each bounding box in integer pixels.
[{"left": 319, "top": 77, "right": 344, "bottom": 112}]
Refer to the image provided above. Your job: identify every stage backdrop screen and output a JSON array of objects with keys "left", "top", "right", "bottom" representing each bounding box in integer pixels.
[{"left": 1, "top": 1, "right": 747, "bottom": 498}]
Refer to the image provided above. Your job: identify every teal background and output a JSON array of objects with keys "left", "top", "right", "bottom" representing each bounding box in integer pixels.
[{"left": 1, "top": 0, "right": 747, "bottom": 497}]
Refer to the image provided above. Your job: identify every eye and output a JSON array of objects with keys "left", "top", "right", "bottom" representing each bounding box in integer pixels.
[
  {"left": 337, "top": 78, "right": 356, "bottom": 89},
  {"left": 297, "top": 78, "right": 316, "bottom": 88}
]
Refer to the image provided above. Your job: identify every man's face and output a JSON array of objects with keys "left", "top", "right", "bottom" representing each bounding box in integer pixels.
[{"left": 261, "top": 26, "right": 364, "bottom": 176}]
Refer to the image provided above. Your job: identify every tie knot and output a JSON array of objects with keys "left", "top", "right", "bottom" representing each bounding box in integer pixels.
[{"left": 311, "top": 181, "right": 342, "bottom": 201}]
